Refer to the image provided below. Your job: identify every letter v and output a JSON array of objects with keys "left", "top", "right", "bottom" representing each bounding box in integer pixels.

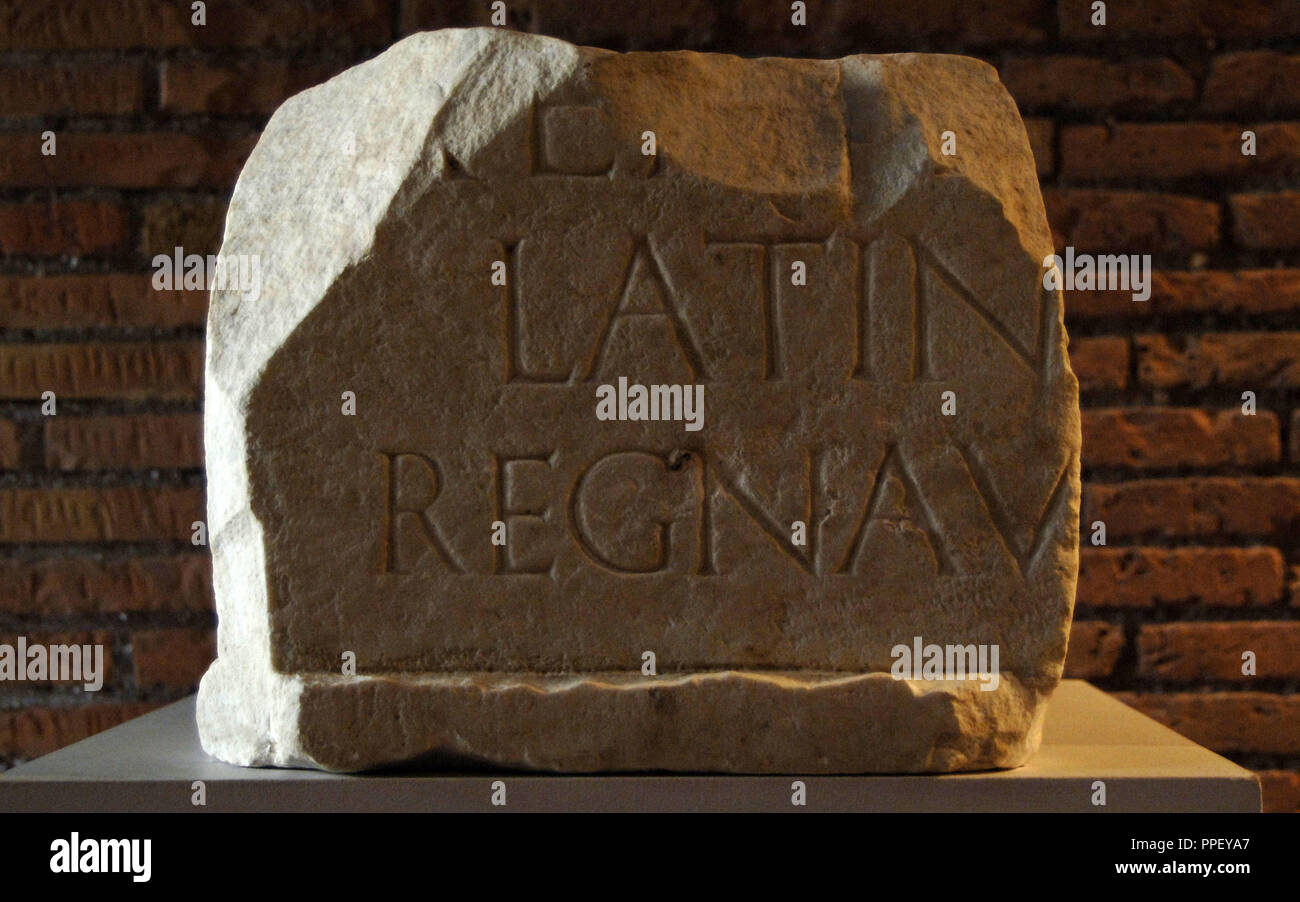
[{"left": 954, "top": 443, "right": 1072, "bottom": 578}]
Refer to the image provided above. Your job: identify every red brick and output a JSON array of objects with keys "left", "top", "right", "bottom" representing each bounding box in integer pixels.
[
  {"left": 132, "top": 628, "right": 215, "bottom": 690},
  {"left": 0, "top": 60, "right": 144, "bottom": 116},
  {"left": 45, "top": 413, "right": 203, "bottom": 471},
  {"left": 1138, "top": 623, "right": 1300, "bottom": 682},
  {"left": 0, "top": 342, "right": 203, "bottom": 401},
  {"left": 1077, "top": 547, "right": 1284, "bottom": 609},
  {"left": 1044, "top": 190, "right": 1220, "bottom": 254},
  {"left": 0, "top": 133, "right": 255, "bottom": 189},
  {"left": 831, "top": 0, "right": 1052, "bottom": 48},
  {"left": 139, "top": 195, "right": 228, "bottom": 259},
  {"left": 1000, "top": 56, "right": 1193, "bottom": 114},
  {"left": 1060, "top": 123, "right": 1300, "bottom": 182},
  {"left": 0, "top": 486, "right": 203, "bottom": 543},
  {"left": 400, "top": 0, "right": 473, "bottom": 32},
  {"left": 161, "top": 59, "right": 344, "bottom": 115},
  {"left": 1024, "top": 117, "right": 1052, "bottom": 176},
  {"left": 0, "top": 419, "right": 18, "bottom": 469},
  {"left": 1084, "top": 478, "right": 1300, "bottom": 539},
  {"left": 1063, "top": 620, "right": 1124, "bottom": 679},
  {"left": 1113, "top": 692, "right": 1300, "bottom": 756},
  {"left": 0, "top": 630, "right": 116, "bottom": 686},
  {"left": 485, "top": 0, "right": 1053, "bottom": 55},
  {"left": 1058, "top": 0, "right": 1300, "bottom": 42},
  {"left": 1082, "top": 408, "right": 1279, "bottom": 469},
  {"left": 1203, "top": 52, "right": 1300, "bottom": 117},
  {"left": 0, "top": 200, "right": 128, "bottom": 257},
  {"left": 1068, "top": 336, "right": 1127, "bottom": 391},
  {"left": 0, "top": 0, "right": 394, "bottom": 50},
  {"left": 0, "top": 555, "right": 212, "bottom": 616},
  {"left": 1066, "top": 270, "right": 1300, "bottom": 320},
  {"left": 1258, "top": 770, "right": 1300, "bottom": 813},
  {"left": 481, "top": 0, "right": 722, "bottom": 49},
  {"left": 1231, "top": 192, "right": 1300, "bottom": 250},
  {"left": 0, "top": 275, "right": 206, "bottom": 330},
  {"left": 1063, "top": 286, "right": 1153, "bottom": 320},
  {"left": 0, "top": 703, "right": 158, "bottom": 762},
  {"left": 1137, "top": 333, "right": 1300, "bottom": 389},
  {"left": 664, "top": 0, "right": 822, "bottom": 53}
]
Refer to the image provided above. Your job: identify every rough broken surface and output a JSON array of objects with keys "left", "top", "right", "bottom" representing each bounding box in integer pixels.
[{"left": 197, "top": 28, "right": 1080, "bottom": 773}]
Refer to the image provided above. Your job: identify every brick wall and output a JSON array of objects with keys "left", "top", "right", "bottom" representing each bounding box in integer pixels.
[{"left": 1, "top": 0, "right": 1297, "bottom": 811}]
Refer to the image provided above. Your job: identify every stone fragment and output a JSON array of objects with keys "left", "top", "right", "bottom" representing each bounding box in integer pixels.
[{"left": 198, "top": 28, "right": 1080, "bottom": 773}]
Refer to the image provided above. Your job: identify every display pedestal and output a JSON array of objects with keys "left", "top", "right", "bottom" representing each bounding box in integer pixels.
[{"left": 0, "top": 680, "right": 1260, "bottom": 812}]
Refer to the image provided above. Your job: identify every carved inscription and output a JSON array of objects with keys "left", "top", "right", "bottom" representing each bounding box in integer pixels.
[
  {"left": 243, "top": 70, "right": 1077, "bottom": 680},
  {"left": 377, "top": 442, "right": 1067, "bottom": 581},
  {"left": 501, "top": 231, "right": 1051, "bottom": 388},
  {"left": 380, "top": 204, "right": 1062, "bottom": 583}
]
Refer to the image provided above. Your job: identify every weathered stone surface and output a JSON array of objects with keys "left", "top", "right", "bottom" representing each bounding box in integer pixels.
[{"left": 198, "top": 28, "right": 1080, "bottom": 773}]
